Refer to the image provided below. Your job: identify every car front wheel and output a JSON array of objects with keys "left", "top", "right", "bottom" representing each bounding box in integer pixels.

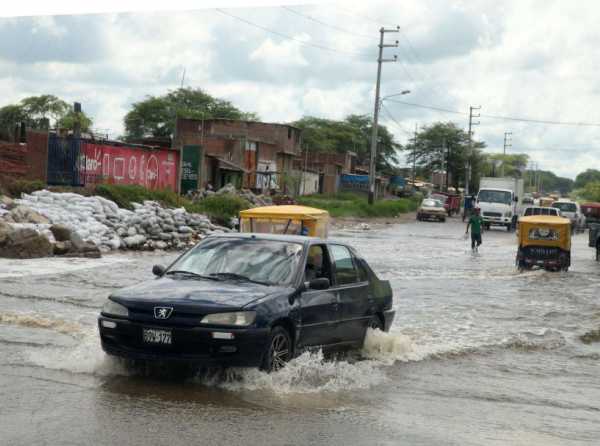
[{"left": 261, "top": 326, "right": 292, "bottom": 373}]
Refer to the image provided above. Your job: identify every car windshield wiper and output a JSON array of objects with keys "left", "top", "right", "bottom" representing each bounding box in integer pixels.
[
  {"left": 209, "top": 272, "right": 272, "bottom": 286},
  {"left": 165, "top": 270, "right": 221, "bottom": 281}
]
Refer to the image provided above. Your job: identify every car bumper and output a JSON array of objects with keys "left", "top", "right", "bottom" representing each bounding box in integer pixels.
[
  {"left": 382, "top": 309, "right": 395, "bottom": 332},
  {"left": 98, "top": 316, "right": 270, "bottom": 367},
  {"left": 418, "top": 211, "right": 446, "bottom": 219},
  {"left": 482, "top": 216, "right": 511, "bottom": 225}
]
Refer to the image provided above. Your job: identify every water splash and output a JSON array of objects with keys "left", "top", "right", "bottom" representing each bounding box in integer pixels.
[{"left": 0, "top": 312, "right": 83, "bottom": 336}]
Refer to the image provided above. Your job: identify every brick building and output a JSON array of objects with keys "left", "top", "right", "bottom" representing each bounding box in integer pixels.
[
  {"left": 292, "top": 151, "right": 358, "bottom": 194},
  {"left": 173, "top": 118, "right": 302, "bottom": 191}
]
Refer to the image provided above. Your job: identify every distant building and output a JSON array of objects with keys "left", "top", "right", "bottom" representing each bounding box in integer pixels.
[{"left": 173, "top": 118, "right": 302, "bottom": 191}]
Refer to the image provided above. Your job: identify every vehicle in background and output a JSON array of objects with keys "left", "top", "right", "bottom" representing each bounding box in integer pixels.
[
  {"left": 522, "top": 206, "right": 561, "bottom": 217},
  {"left": 552, "top": 200, "right": 585, "bottom": 233},
  {"left": 522, "top": 195, "right": 534, "bottom": 206},
  {"left": 476, "top": 177, "right": 524, "bottom": 231},
  {"left": 539, "top": 197, "right": 556, "bottom": 207},
  {"left": 417, "top": 198, "right": 446, "bottom": 222},
  {"left": 98, "top": 233, "right": 394, "bottom": 372},
  {"left": 581, "top": 202, "right": 600, "bottom": 228},
  {"left": 516, "top": 215, "right": 571, "bottom": 272},
  {"left": 430, "top": 192, "right": 461, "bottom": 216}
]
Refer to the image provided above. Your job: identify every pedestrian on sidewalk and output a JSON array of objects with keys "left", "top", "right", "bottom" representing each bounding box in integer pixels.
[{"left": 465, "top": 207, "right": 484, "bottom": 251}]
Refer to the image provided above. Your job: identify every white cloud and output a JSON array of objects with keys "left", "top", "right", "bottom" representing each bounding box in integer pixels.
[{"left": 1, "top": 1, "right": 600, "bottom": 178}]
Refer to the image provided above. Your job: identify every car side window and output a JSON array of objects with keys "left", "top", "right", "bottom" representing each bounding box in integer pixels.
[
  {"left": 304, "top": 244, "right": 333, "bottom": 283},
  {"left": 329, "top": 244, "right": 359, "bottom": 286}
]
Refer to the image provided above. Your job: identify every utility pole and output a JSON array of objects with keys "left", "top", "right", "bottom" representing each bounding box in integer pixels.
[
  {"left": 444, "top": 138, "right": 449, "bottom": 192},
  {"left": 368, "top": 26, "right": 399, "bottom": 205},
  {"left": 412, "top": 123, "right": 418, "bottom": 190},
  {"left": 501, "top": 131, "right": 512, "bottom": 177},
  {"left": 465, "top": 106, "right": 481, "bottom": 195}
]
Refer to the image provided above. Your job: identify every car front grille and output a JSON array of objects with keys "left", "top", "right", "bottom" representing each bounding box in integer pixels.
[{"left": 483, "top": 212, "right": 502, "bottom": 218}]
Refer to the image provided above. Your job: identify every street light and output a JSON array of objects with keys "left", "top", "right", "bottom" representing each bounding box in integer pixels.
[{"left": 368, "top": 89, "right": 411, "bottom": 204}]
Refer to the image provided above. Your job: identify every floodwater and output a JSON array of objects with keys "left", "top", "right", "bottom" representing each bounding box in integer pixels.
[{"left": 1, "top": 219, "right": 599, "bottom": 445}]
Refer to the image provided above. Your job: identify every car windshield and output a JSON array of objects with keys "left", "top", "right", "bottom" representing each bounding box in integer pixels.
[
  {"left": 552, "top": 202, "right": 576, "bottom": 212},
  {"left": 168, "top": 238, "right": 304, "bottom": 286},
  {"left": 478, "top": 190, "right": 512, "bottom": 205},
  {"left": 422, "top": 199, "right": 443, "bottom": 207},
  {"left": 430, "top": 194, "right": 447, "bottom": 203}
]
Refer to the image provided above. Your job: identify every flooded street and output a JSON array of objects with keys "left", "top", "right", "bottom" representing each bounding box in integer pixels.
[{"left": 1, "top": 218, "right": 599, "bottom": 445}]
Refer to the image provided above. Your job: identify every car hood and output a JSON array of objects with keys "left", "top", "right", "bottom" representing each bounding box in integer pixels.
[{"left": 110, "top": 277, "right": 288, "bottom": 311}]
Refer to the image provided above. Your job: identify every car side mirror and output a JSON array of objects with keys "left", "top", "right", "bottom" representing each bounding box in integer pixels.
[
  {"left": 308, "top": 277, "right": 330, "bottom": 290},
  {"left": 514, "top": 196, "right": 518, "bottom": 202},
  {"left": 152, "top": 264, "right": 166, "bottom": 276}
]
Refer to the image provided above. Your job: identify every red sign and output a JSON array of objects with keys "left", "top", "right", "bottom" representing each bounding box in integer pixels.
[{"left": 80, "top": 142, "right": 179, "bottom": 191}]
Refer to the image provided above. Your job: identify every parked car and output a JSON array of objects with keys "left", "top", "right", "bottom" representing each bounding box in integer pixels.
[
  {"left": 417, "top": 198, "right": 446, "bottom": 222},
  {"left": 98, "top": 233, "right": 394, "bottom": 372},
  {"left": 522, "top": 206, "right": 561, "bottom": 217},
  {"left": 552, "top": 201, "right": 585, "bottom": 232}
]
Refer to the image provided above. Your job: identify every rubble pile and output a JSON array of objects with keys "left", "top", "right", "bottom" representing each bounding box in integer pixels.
[
  {"left": 0, "top": 190, "right": 230, "bottom": 257},
  {"left": 189, "top": 183, "right": 273, "bottom": 208}
]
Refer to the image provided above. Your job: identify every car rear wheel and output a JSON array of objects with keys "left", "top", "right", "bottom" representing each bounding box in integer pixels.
[{"left": 261, "top": 326, "right": 292, "bottom": 373}]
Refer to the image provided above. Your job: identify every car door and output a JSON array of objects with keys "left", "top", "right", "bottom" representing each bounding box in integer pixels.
[
  {"left": 297, "top": 244, "right": 340, "bottom": 348},
  {"left": 328, "top": 244, "right": 372, "bottom": 343}
]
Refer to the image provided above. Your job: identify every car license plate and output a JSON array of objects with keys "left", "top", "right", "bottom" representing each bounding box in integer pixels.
[{"left": 143, "top": 328, "right": 172, "bottom": 345}]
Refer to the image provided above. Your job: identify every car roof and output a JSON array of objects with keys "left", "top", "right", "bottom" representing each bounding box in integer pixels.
[{"left": 206, "top": 232, "right": 331, "bottom": 245}]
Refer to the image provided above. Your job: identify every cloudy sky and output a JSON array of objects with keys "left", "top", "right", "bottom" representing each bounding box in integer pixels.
[{"left": 1, "top": 0, "right": 600, "bottom": 179}]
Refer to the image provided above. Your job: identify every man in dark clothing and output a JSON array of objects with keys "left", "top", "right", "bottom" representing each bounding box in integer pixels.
[{"left": 465, "top": 207, "right": 484, "bottom": 251}]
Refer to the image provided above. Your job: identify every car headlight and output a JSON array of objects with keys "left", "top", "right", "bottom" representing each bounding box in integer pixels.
[
  {"left": 102, "top": 299, "right": 129, "bottom": 318},
  {"left": 200, "top": 311, "right": 256, "bottom": 326}
]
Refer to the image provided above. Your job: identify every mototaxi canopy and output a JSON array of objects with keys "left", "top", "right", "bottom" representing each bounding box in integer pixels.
[
  {"left": 239, "top": 205, "right": 330, "bottom": 238},
  {"left": 517, "top": 215, "right": 571, "bottom": 251}
]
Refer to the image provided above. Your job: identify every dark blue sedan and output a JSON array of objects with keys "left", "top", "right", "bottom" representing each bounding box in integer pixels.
[{"left": 98, "top": 233, "right": 394, "bottom": 372}]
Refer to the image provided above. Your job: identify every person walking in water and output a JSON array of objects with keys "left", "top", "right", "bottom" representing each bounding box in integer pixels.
[{"left": 465, "top": 207, "right": 484, "bottom": 251}]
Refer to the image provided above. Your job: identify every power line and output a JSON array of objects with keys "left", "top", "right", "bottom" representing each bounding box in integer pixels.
[
  {"left": 380, "top": 103, "right": 414, "bottom": 137},
  {"left": 215, "top": 9, "right": 368, "bottom": 57},
  {"left": 281, "top": 6, "right": 372, "bottom": 39},
  {"left": 387, "top": 99, "right": 600, "bottom": 127}
]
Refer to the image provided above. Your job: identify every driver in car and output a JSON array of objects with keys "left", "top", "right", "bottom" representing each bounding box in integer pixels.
[{"left": 305, "top": 246, "right": 323, "bottom": 281}]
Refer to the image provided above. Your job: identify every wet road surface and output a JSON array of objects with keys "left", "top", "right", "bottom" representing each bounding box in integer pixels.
[{"left": 1, "top": 219, "right": 599, "bottom": 445}]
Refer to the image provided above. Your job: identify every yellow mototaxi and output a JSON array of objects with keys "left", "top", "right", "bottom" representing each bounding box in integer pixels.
[
  {"left": 516, "top": 215, "right": 571, "bottom": 271},
  {"left": 239, "top": 205, "right": 330, "bottom": 238}
]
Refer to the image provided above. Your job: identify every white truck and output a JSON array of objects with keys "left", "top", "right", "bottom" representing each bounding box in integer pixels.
[{"left": 476, "top": 177, "right": 524, "bottom": 231}]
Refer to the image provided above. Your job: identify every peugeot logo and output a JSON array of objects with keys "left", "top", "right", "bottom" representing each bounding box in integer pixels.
[{"left": 154, "top": 307, "right": 173, "bottom": 320}]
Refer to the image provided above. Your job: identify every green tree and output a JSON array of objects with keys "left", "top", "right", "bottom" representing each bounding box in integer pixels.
[
  {"left": 402, "top": 122, "right": 486, "bottom": 189},
  {"left": 523, "top": 169, "right": 574, "bottom": 194},
  {"left": 57, "top": 109, "right": 93, "bottom": 133},
  {"left": 123, "top": 87, "right": 259, "bottom": 140},
  {"left": 578, "top": 181, "right": 600, "bottom": 202},
  {"left": 292, "top": 114, "right": 400, "bottom": 172},
  {"left": 0, "top": 104, "right": 28, "bottom": 141},
  {"left": 20, "top": 95, "right": 69, "bottom": 128},
  {"left": 0, "top": 95, "right": 93, "bottom": 140},
  {"left": 574, "top": 169, "right": 600, "bottom": 189}
]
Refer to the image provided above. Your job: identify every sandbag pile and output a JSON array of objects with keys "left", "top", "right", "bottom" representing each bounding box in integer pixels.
[{"left": 9, "top": 190, "right": 229, "bottom": 253}]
